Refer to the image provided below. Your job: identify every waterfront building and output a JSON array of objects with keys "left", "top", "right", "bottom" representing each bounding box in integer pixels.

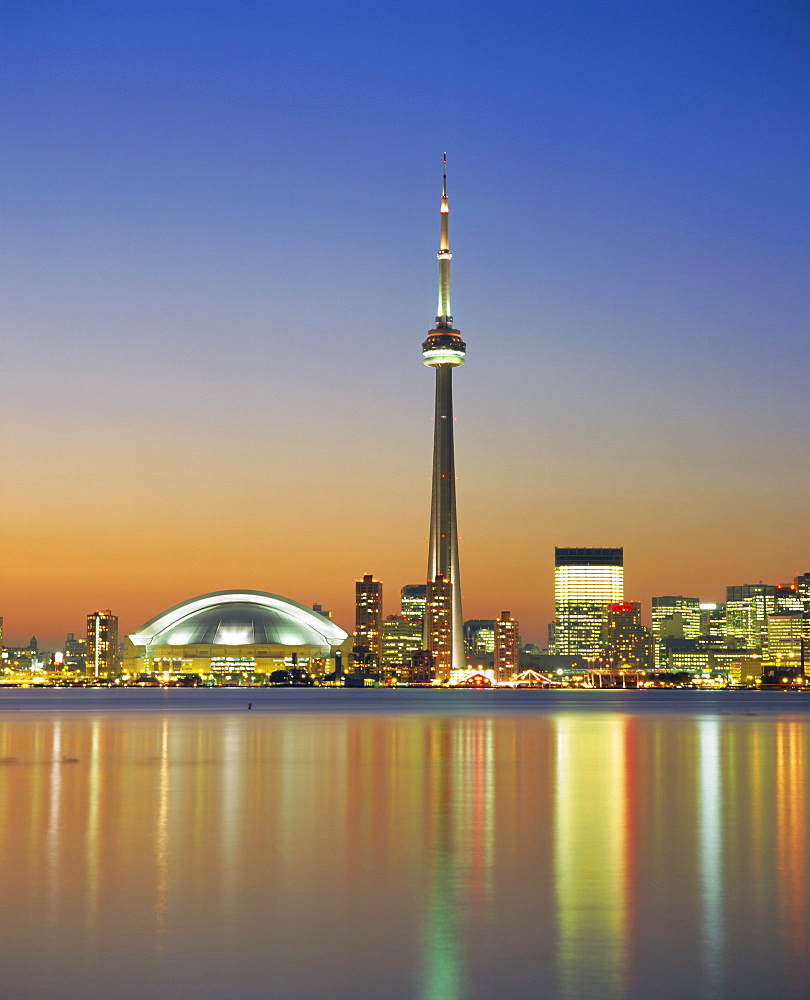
[
  {"left": 726, "top": 584, "right": 776, "bottom": 651},
  {"left": 651, "top": 596, "right": 702, "bottom": 668},
  {"left": 381, "top": 615, "right": 423, "bottom": 673},
  {"left": 603, "top": 602, "right": 653, "bottom": 671},
  {"left": 423, "top": 155, "right": 466, "bottom": 674},
  {"left": 425, "top": 575, "right": 453, "bottom": 679},
  {"left": 463, "top": 619, "right": 495, "bottom": 656},
  {"left": 86, "top": 610, "right": 118, "bottom": 678},
  {"left": 63, "top": 632, "right": 87, "bottom": 672},
  {"left": 797, "top": 572, "right": 810, "bottom": 611},
  {"left": 400, "top": 584, "right": 427, "bottom": 623},
  {"left": 766, "top": 611, "right": 808, "bottom": 671},
  {"left": 123, "top": 590, "right": 353, "bottom": 681},
  {"left": 700, "top": 603, "right": 727, "bottom": 639},
  {"left": 553, "top": 548, "right": 624, "bottom": 658},
  {"left": 355, "top": 575, "right": 383, "bottom": 665},
  {"left": 494, "top": 612, "right": 519, "bottom": 682}
]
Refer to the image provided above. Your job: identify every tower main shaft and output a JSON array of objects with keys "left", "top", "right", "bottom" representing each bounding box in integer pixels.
[{"left": 422, "top": 155, "right": 466, "bottom": 678}]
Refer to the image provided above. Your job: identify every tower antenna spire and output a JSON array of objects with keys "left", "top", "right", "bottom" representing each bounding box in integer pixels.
[{"left": 421, "top": 154, "right": 467, "bottom": 678}]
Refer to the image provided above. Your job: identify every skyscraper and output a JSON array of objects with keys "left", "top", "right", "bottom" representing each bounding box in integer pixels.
[
  {"left": 86, "top": 609, "right": 118, "bottom": 678},
  {"left": 423, "top": 155, "right": 466, "bottom": 677},
  {"left": 650, "top": 595, "right": 702, "bottom": 668},
  {"left": 355, "top": 575, "right": 383, "bottom": 665},
  {"left": 400, "top": 584, "right": 427, "bottom": 623},
  {"left": 425, "top": 575, "right": 452, "bottom": 678},
  {"left": 553, "top": 548, "right": 624, "bottom": 658},
  {"left": 494, "top": 612, "right": 520, "bottom": 682}
]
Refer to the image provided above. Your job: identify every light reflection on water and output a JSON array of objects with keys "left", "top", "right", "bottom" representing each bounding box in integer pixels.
[{"left": 0, "top": 692, "right": 808, "bottom": 999}]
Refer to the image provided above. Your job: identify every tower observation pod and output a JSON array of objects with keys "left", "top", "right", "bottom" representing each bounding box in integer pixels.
[{"left": 422, "top": 154, "right": 466, "bottom": 679}]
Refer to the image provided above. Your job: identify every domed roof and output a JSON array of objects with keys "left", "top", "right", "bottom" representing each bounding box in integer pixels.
[{"left": 129, "top": 590, "right": 348, "bottom": 651}]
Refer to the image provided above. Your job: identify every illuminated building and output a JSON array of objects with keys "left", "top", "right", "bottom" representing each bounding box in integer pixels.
[
  {"left": 423, "top": 155, "right": 466, "bottom": 675},
  {"left": 401, "top": 584, "right": 427, "bottom": 623},
  {"left": 797, "top": 572, "right": 810, "bottom": 611},
  {"left": 86, "top": 609, "right": 118, "bottom": 677},
  {"left": 494, "top": 612, "right": 519, "bottom": 682},
  {"left": 425, "top": 575, "right": 452, "bottom": 679},
  {"left": 775, "top": 584, "right": 804, "bottom": 613},
  {"left": 63, "top": 632, "right": 87, "bottom": 672},
  {"left": 463, "top": 620, "right": 495, "bottom": 655},
  {"left": 123, "top": 590, "right": 353, "bottom": 681},
  {"left": 381, "top": 615, "right": 423, "bottom": 672},
  {"left": 355, "top": 574, "right": 383, "bottom": 665},
  {"left": 553, "top": 548, "right": 624, "bottom": 658},
  {"left": 603, "top": 602, "right": 653, "bottom": 670},
  {"left": 651, "top": 596, "right": 701, "bottom": 668},
  {"left": 766, "top": 612, "right": 808, "bottom": 671},
  {"left": 700, "top": 603, "right": 726, "bottom": 639},
  {"left": 726, "top": 584, "right": 776, "bottom": 650}
]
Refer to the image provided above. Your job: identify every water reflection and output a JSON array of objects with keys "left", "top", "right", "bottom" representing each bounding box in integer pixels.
[{"left": 0, "top": 705, "right": 808, "bottom": 999}]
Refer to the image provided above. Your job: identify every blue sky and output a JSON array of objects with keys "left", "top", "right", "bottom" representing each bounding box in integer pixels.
[{"left": 1, "top": 1, "right": 808, "bottom": 645}]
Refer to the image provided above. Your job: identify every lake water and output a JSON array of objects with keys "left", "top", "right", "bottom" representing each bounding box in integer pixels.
[{"left": 1, "top": 689, "right": 808, "bottom": 999}]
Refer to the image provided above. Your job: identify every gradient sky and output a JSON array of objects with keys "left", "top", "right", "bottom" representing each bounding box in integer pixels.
[{"left": 1, "top": 1, "right": 808, "bottom": 648}]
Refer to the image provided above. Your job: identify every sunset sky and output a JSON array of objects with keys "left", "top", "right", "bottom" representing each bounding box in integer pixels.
[{"left": 1, "top": 1, "right": 808, "bottom": 648}]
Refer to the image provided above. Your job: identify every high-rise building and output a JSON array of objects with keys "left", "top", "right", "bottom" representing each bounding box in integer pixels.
[
  {"left": 796, "top": 573, "right": 810, "bottom": 612},
  {"left": 423, "top": 155, "right": 466, "bottom": 676},
  {"left": 553, "top": 548, "right": 624, "bottom": 658},
  {"left": 775, "top": 584, "right": 804, "bottom": 613},
  {"left": 463, "top": 620, "right": 495, "bottom": 656},
  {"left": 381, "top": 615, "right": 423, "bottom": 672},
  {"left": 355, "top": 575, "right": 383, "bottom": 664},
  {"left": 494, "top": 612, "right": 519, "bottom": 682},
  {"left": 700, "top": 603, "right": 727, "bottom": 639},
  {"left": 400, "top": 585, "right": 427, "bottom": 623},
  {"left": 766, "top": 612, "right": 808, "bottom": 672},
  {"left": 726, "top": 584, "right": 776, "bottom": 651},
  {"left": 603, "top": 602, "right": 653, "bottom": 670},
  {"left": 63, "top": 632, "right": 87, "bottom": 673},
  {"left": 86, "top": 610, "right": 118, "bottom": 677},
  {"left": 425, "top": 575, "right": 452, "bottom": 679},
  {"left": 651, "top": 596, "right": 702, "bottom": 668}
]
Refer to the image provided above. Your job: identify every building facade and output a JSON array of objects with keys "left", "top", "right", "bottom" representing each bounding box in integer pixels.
[
  {"left": 651, "top": 596, "right": 702, "bottom": 668},
  {"left": 86, "top": 609, "right": 119, "bottom": 677},
  {"left": 494, "top": 612, "right": 519, "bottom": 682},
  {"left": 355, "top": 575, "right": 383, "bottom": 665},
  {"left": 553, "top": 548, "right": 624, "bottom": 658}
]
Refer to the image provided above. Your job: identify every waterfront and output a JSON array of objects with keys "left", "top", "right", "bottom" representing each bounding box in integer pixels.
[{"left": 1, "top": 690, "right": 808, "bottom": 999}]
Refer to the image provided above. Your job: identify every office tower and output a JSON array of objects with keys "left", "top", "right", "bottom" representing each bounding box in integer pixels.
[
  {"left": 423, "top": 155, "right": 466, "bottom": 675},
  {"left": 63, "top": 632, "right": 87, "bottom": 673},
  {"left": 355, "top": 575, "right": 383, "bottom": 664},
  {"left": 726, "top": 584, "right": 776, "bottom": 650},
  {"left": 603, "top": 603, "right": 653, "bottom": 671},
  {"left": 400, "top": 584, "right": 427, "bottom": 623},
  {"left": 700, "top": 603, "right": 727, "bottom": 638},
  {"left": 796, "top": 573, "right": 810, "bottom": 612},
  {"left": 775, "top": 584, "right": 804, "bottom": 613},
  {"left": 463, "top": 620, "right": 496, "bottom": 656},
  {"left": 766, "top": 612, "right": 808, "bottom": 672},
  {"left": 86, "top": 610, "right": 118, "bottom": 677},
  {"left": 381, "top": 615, "right": 423, "bottom": 672},
  {"left": 651, "top": 596, "right": 701, "bottom": 668},
  {"left": 553, "top": 548, "right": 623, "bottom": 658},
  {"left": 494, "top": 612, "right": 519, "bottom": 682},
  {"left": 425, "top": 575, "right": 452, "bottom": 679}
]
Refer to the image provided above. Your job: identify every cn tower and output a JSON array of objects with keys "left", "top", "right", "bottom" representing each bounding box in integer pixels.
[{"left": 423, "top": 154, "right": 466, "bottom": 677}]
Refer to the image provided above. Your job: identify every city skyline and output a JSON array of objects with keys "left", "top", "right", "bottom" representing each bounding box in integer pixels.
[{"left": 1, "top": 2, "right": 808, "bottom": 647}]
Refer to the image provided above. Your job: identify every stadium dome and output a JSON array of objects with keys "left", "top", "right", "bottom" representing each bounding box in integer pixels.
[{"left": 130, "top": 590, "right": 348, "bottom": 652}]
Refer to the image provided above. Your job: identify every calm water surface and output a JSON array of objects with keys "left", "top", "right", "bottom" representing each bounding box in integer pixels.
[{"left": 1, "top": 689, "right": 808, "bottom": 999}]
